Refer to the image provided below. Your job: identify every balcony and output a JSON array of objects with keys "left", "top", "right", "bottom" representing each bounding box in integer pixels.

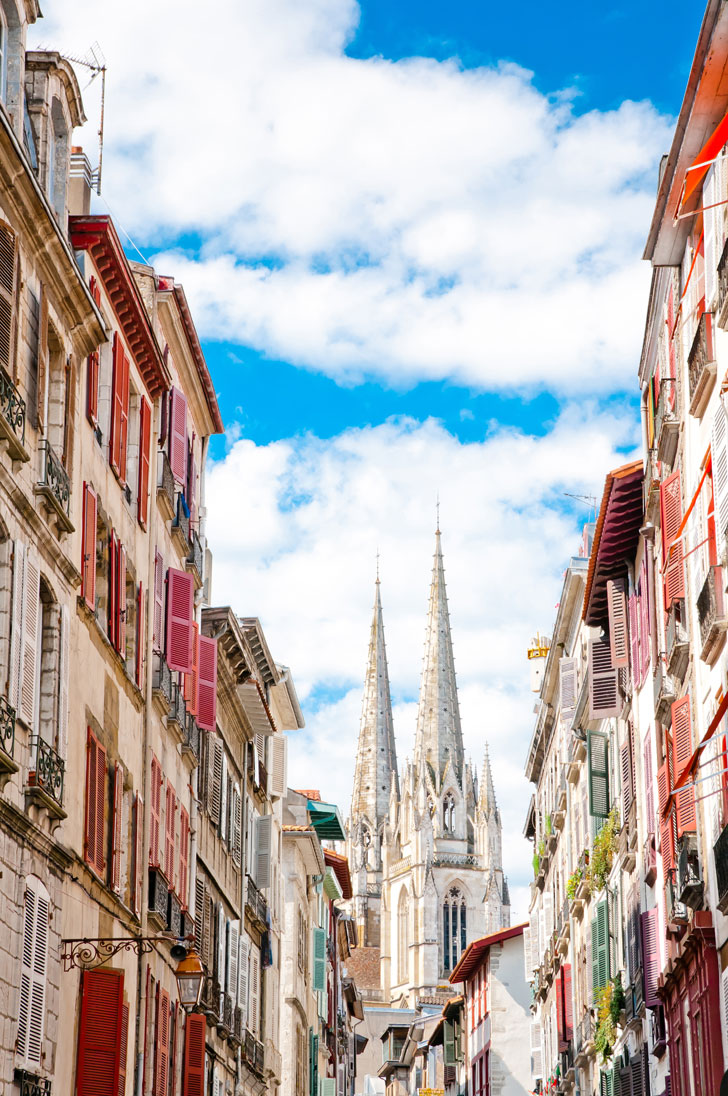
[
  {"left": 650, "top": 1003, "right": 668, "bottom": 1058},
  {"left": 645, "top": 451, "right": 662, "bottom": 525},
  {"left": 148, "top": 867, "right": 170, "bottom": 929},
  {"left": 156, "top": 450, "right": 175, "bottom": 520},
  {"left": 0, "top": 368, "right": 29, "bottom": 462},
  {"left": 201, "top": 976, "right": 221, "bottom": 1022},
  {"left": 245, "top": 875, "right": 268, "bottom": 930},
  {"left": 697, "top": 565, "right": 728, "bottom": 665},
  {"left": 266, "top": 1040, "right": 283, "bottom": 1083},
  {"left": 152, "top": 652, "right": 173, "bottom": 714},
  {"left": 559, "top": 1044, "right": 574, "bottom": 1090},
  {"left": 665, "top": 871, "right": 689, "bottom": 928},
  {"left": 182, "top": 711, "right": 200, "bottom": 762},
  {"left": 0, "top": 695, "right": 18, "bottom": 788},
  {"left": 644, "top": 834, "right": 657, "bottom": 886},
  {"left": 186, "top": 528, "right": 204, "bottom": 589},
  {"left": 718, "top": 236, "right": 728, "bottom": 329},
  {"left": 557, "top": 898, "right": 570, "bottom": 955},
  {"left": 219, "top": 993, "right": 233, "bottom": 1037},
  {"left": 168, "top": 889, "right": 183, "bottom": 937},
  {"left": 243, "top": 1030, "right": 265, "bottom": 1076},
  {"left": 171, "top": 492, "right": 191, "bottom": 555},
  {"left": 688, "top": 311, "right": 716, "bottom": 417},
  {"left": 677, "top": 833, "right": 703, "bottom": 908},
  {"left": 14, "top": 1073, "right": 51, "bottom": 1096},
  {"left": 665, "top": 602, "right": 689, "bottom": 680},
  {"left": 653, "top": 659, "right": 676, "bottom": 725},
  {"left": 35, "top": 439, "right": 73, "bottom": 534},
  {"left": 714, "top": 822, "right": 728, "bottom": 914},
  {"left": 27, "top": 736, "right": 65, "bottom": 817},
  {"left": 655, "top": 378, "right": 679, "bottom": 466},
  {"left": 574, "top": 1013, "right": 594, "bottom": 1066},
  {"left": 166, "top": 682, "right": 187, "bottom": 743}
]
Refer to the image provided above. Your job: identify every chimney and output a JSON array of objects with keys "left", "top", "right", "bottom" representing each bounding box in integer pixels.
[{"left": 68, "top": 147, "right": 93, "bottom": 216}]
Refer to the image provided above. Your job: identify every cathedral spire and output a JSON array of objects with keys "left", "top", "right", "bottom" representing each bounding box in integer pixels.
[
  {"left": 350, "top": 574, "right": 399, "bottom": 827},
  {"left": 413, "top": 529, "right": 464, "bottom": 786},
  {"left": 479, "top": 743, "right": 497, "bottom": 815}
]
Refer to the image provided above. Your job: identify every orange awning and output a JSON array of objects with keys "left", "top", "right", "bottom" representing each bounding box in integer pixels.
[{"left": 682, "top": 107, "right": 728, "bottom": 209}]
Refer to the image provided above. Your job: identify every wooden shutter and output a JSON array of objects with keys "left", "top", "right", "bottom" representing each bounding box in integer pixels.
[
  {"left": 607, "top": 578, "right": 629, "bottom": 668},
  {"left": 111, "top": 763, "right": 124, "bottom": 895},
  {"left": 643, "top": 731, "right": 655, "bottom": 834},
  {"left": 232, "top": 783, "right": 242, "bottom": 866},
  {"left": 169, "top": 388, "right": 188, "bottom": 483},
  {"left": 82, "top": 484, "right": 97, "bottom": 609},
  {"left": 530, "top": 1019, "right": 542, "bottom": 1079},
  {"left": 58, "top": 604, "right": 70, "bottom": 761},
  {"left": 150, "top": 755, "right": 162, "bottom": 868},
  {"left": 182, "top": 1013, "right": 206, "bottom": 1096},
  {"left": 135, "top": 581, "right": 144, "bottom": 688},
  {"left": 196, "top": 635, "right": 217, "bottom": 731},
  {"left": 559, "top": 656, "right": 577, "bottom": 719},
  {"left": 85, "top": 728, "right": 107, "bottom": 874},
  {"left": 179, "top": 806, "right": 189, "bottom": 910},
  {"left": 118, "top": 1002, "right": 129, "bottom": 1096},
  {"left": 628, "top": 594, "right": 639, "bottom": 677},
  {"left": 155, "top": 988, "right": 170, "bottom": 1096},
  {"left": 109, "top": 530, "right": 118, "bottom": 650},
  {"left": 216, "top": 904, "right": 226, "bottom": 989},
  {"left": 153, "top": 551, "right": 164, "bottom": 651},
  {"left": 556, "top": 968, "right": 566, "bottom": 1049},
  {"left": 19, "top": 548, "right": 40, "bottom": 728},
  {"left": 183, "top": 622, "right": 199, "bottom": 715},
  {"left": 238, "top": 935, "right": 250, "bottom": 1027},
  {"left": 116, "top": 543, "right": 127, "bottom": 657},
  {"left": 621, "top": 741, "right": 633, "bottom": 821},
  {"left": 657, "top": 762, "right": 675, "bottom": 877},
  {"left": 220, "top": 752, "right": 228, "bottom": 844},
  {"left": 249, "top": 946, "right": 260, "bottom": 1036},
  {"left": 671, "top": 697, "right": 697, "bottom": 837},
  {"left": 165, "top": 784, "right": 177, "bottom": 893},
  {"left": 312, "top": 927, "right": 326, "bottom": 992},
  {"left": 138, "top": 396, "right": 151, "bottom": 527},
  {"left": 269, "top": 735, "right": 287, "bottom": 799},
  {"left": 87, "top": 350, "right": 100, "bottom": 426},
  {"left": 9, "top": 539, "right": 25, "bottom": 712},
  {"left": 194, "top": 875, "right": 206, "bottom": 960},
  {"left": 165, "top": 568, "right": 194, "bottom": 673},
  {"left": 17, "top": 878, "right": 49, "bottom": 1066},
  {"left": 588, "top": 730, "right": 610, "bottom": 819},
  {"left": 0, "top": 220, "right": 18, "bottom": 373},
  {"left": 588, "top": 636, "right": 619, "bottom": 719},
  {"left": 591, "top": 899, "right": 610, "bottom": 993},
  {"left": 76, "top": 968, "right": 124, "bottom": 1094},
  {"left": 209, "top": 737, "right": 223, "bottom": 826},
  {"left": 661, "top": 471, "right": 686, "bottom": 605},
  {"left": 562, "top": 963, "right": 573, "bottom": 1041},
  {"left": 110, "top": 333, "right": 124, "bottom": 476},
  {"left": 255, "top": 814, "right": 272, "bottom": 888},
  {"left": 712, "top": 398, "right": 728, "bottom": 556},
  {"left": 133, "top": 792, "right": 143, "bottom": 916},
  {"left": 641, "top": 908, "right": 660, "bottom": 1007},
  {"left": 227, "top": 920, "right": 240, "bottom": 999}
]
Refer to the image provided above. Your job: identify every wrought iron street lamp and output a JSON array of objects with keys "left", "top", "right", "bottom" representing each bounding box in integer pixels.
[{"left": 174, "top": 947, "right": 205, "bottom": 1011}]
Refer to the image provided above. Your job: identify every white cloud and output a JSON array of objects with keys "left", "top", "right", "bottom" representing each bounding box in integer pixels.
[
  {"left": 34, "top": 0, "right": 671, "bottom": 393},
  {"left": 206, "top": 409, "right": 638, "bottom": 919}
]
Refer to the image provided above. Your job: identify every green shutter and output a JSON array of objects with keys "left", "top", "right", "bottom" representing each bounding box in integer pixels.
[
  {"left": 599, "top": 1071, "right": 614, "bottom": 1096},
  {"left": 309, "top": 1029, "right": 319, "bottom": 1096},
  {"left": 592, "top": 899, "right": 610, "bottom": 993},
  {"left": 443, "top": 1020, "right": 456, "bottom": 1066},
  {"left": 588, "top": 730, "right": 610, "bottom": 818},
  {"left": 312, "top": 927, "right": 326, "bottom": 993}
]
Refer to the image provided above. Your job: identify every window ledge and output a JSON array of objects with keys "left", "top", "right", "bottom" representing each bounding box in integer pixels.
[{"left": 24, "top": 783, "right": 67, "bottom": 832}]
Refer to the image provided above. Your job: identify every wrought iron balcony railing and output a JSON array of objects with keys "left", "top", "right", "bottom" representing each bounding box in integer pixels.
[
  {"left": 29, "top": 736, "right": 65, "bottom": 806},
  {"left": 718, "top": 237, "right": 728, "bottom": 327},
  {"left": 677, "top": 833, "right": 703, "bottom": 908},
  {"left": 0, "top": 694, "right": 16, "bottom": 758},
  {"left": 246, "top": 875, "right": 268, "bottom": 928},
  {"left": 172, "top": 492, "right": 191, "bottom": 551},
  {"left": 156, "top": 450, "right": 175, "bottom": 519},
  {"left": 182, "top": 711, "right": 200, "bottom": 760},
  {"left": 36, "top": 439, "right": 72, "bottom": 532},
  {"left": 665, "top": 602, "right": 689, "bottom": 679},
  {"left": 148, "top": 867, "right": 170, "bottom": 925},
  {"left": 15, "top": 1072, "right": 51, "bottom": 1096},
  {"left": 167, "top": 681, "right": 186, "bottom": 731},
  {"left": 187, "top": 528, "right": 204, "bottom": 584},
  {"left": 655, "top": 377, "right": 679, "bottom": 465},
  {"left": 698, "top": 565, "right": 728, "bottom": 664},
  {"left": 644, "top": 833, "right": 657, "bottom": 886},
  {"left": 221, "top": 993, "right": 234, "bottom": 1034},
  {"left": 715, "top": 822, "right": 728, "bottom": 914},
  {"left": 168, "top": 890, "right": 183, "bottom": 937},
  {"left": 0, "top": 367, "right": 27, "bottom": 451},
  {"left": 152, "top": 652, "right": 174, "bottom": 709},
  {"left": 666, "top": 870, "right": 689, "bottom": 925}
]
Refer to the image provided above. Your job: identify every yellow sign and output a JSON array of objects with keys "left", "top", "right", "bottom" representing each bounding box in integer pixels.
[{"left": 418, "top": 1089, "right": 444, "bottom": 1095}]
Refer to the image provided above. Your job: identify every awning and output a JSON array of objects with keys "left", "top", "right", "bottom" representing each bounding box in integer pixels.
[
  {"left": 583, "top": 461, "right": 644, "bottom": 627},
  {"left": 324, "top": 848, "right": 353, "bottom": 899},
  {"left": 239, "top": 679, "right": 277, "bottom": 736},
  {"left": 681, "top": 106, "right": 728, "bottom": 209},
  {"left": 307, "top": 799, "right": 346, "bottom": 841}
]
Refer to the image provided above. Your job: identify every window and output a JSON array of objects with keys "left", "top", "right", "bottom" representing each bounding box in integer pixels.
[
  {"left": 0, "top": 219, "right": 17, "bottom": 376},
  {"left": 443, "top": 792, "right": 455, "bottom": 833},
  {"left": 110, "top": 332, "right": 130, "bottom": 483},
  {"left": 138, "top": 396, "right": 151, "bottom": 527},
  {"left": 397, "top": 889, "right": 409, "bottom": 984},
  {"left": 85, "top": 728, "right": 107, "bottom": 875},
  {"left": 17, "top": 876, "right": 49, "bottom": 1067},
  {"left": 443, "top": 886, "right": 466, "bottom": 973},
  {"left": 37, "top": 579, "right": 68, "bottom": 755},
  {"left": 149, "top": 754, "right": 162, "bottom": 870},
  {"left": 0, "top": 520, "right": 10, "bottom": 692},
  {"left": 165, "top": 782, "right": 177, "bottom": 893},
  {"left": 297, "top": 910, "right": 307, "bottom": 973}
]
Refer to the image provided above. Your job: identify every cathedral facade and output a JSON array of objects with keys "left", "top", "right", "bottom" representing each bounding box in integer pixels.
[{"left": 347, "top": 530, "right": 510, "bottom": 1007}]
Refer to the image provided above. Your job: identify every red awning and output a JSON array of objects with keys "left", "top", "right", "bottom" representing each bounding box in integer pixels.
[
  {"left": 449, "top": 923, "right": 526, "bottom": 983},
  {"left": 681, "top": 106, "right": 728, "bottom": 209},
  {"left": 582, "top": 461, "right": 644, "bottom": 627}
]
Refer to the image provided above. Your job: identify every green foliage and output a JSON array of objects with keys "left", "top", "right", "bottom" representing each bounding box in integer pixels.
[
  {"left": 594, "top": 982, "right": 616, "bottom": 1062},
  {"left": 545, "top": 814, "right": 553, "bottom": 836},
  {"left": 537, "top": 838, "right": 546, "bottom": 859},
  {"left": 587, "top": 807, "right": 620, "bottom": 894},
  {"left": 566, "top": 867, "right": 583, "bottom": 901},
  {"left": 533, "top": 851, "right": 540, "bottom": 876},
  {"left": 610, "top": 973, "right": 625, "bottom": 1021}
]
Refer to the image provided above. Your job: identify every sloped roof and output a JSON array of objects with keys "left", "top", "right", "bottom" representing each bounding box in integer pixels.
[{"left": 449, "top": 923, "right": 526, "bottom": 983}]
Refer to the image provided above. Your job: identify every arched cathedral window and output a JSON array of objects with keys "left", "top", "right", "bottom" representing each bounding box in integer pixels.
[
  {"left": 443, "top": 886, "right": 466, "bottom": 973},
  {"left": 397, "top": 890, "right": 409, "bottom": 984},
  {"left": 443, "top": 792, "right": 455, "bottom": 833}
]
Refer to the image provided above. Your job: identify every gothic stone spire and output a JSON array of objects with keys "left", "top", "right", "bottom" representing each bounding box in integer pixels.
[
  {"left": 350, "top": 575, "right": 399, "bottom": 827},
  {"left": 479, "top": 743, "right": 497, "bottom": 816},
  {"left": 413, "top": 529, "right": 464, "bottom": 786}
]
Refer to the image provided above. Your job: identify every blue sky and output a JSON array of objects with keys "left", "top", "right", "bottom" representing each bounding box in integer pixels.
[{"left": 38, "top": 0, "right": 697, "bottom": 913}]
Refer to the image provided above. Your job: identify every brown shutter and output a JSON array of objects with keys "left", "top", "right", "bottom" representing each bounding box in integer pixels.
[
  {"left": 196, "top": 636, "right": 218, "bottom": 731},
  {"left": 607, "top": 577, "right": 629, "bottom": 668},
  {"left": 153, "top": 550, "right": 164, "bottom": 650},
  {"left": 119, "top": 349, "right": 130, "bottom": 483},
  {"left": 183, "top": 622, "right": 199, "bottom": 715},
  {"left": 111, "top": 763, "right": 124, "bottom": 895},
  {"left": 168, "top": 387, "right": 187, "bottom": 483},
  {"left": 87, "top": 351, "right": 100, "bottom": 426},
  {"left": 136, "top": 581, "right": 144, "bottom": 688},
  {"left": 118, "top": 1002, "right": 129, "bottom": 1096},
  {"left": 150, "top": 755, "right": 162, "bottom": 869},
  {"left": 179, "top": 807, "right": 189, "bottom": 911},
  {"left": 588, "top": 636, "right": 620, "bottom": 719},
  {"left": 155, "top": 988, "right": 170, "bottom": 1096},
  {"left": 116, "top": 543, "right": 127, "bottom": 658},
  {"left": 0, "top": 220, "right": 18, "bottom": 374},
  {"left": 165, "top": 784, "right": 177, "bottom": 893},
  {"left": 82, "top": 484, "right": 97, "bottom": 609},
  {"left": 133, "top": 792, "right": 143, "bottom": 916}
]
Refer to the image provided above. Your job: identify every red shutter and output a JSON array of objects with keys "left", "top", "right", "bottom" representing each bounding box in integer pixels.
[
  {"left": 563, "top": 963, "right": 573, "bottom": 1041},
  {"left": 196, "top": 636, "right": 218, "bottom": 731},
  {"left": 155, "top": 988, "right": 170, "bottom": 1096},
  {"left": 165, "top": 568, "right": 194, "bottom": 673},
  {"left": 182, "top": 1013, "right": 206, "bottom": 1096},
  {"left": 657, "top": 761, "right": 675, "bottom": 877},
  {"left": 154, "top": 551, "right": 164, "bottom": 650},
  {"left": 117, "top": 543, "right": 127, "bottom": 658},
  {"left": 183, "top": 622, "right": 199, "bottom": 715},
  {"left": 165, "top": 784, "right": 177, "bottom": 893},
  {"left": 119, "top": 349, "right": 130, "bottom": 483},
  {"left": 661, "top": 471, "right": 685, "bottom": 605},
  {"left": 671, "top": 697, "right": 697, "bottom": 838},
  {"left": 556, "top": 968, "right": 565, "bottom": 1049},
  {"left": 168, "top": 388, "right": 187, "bottom": 483},
  {"left": 76, "top": 968, "right": 124, "bottom": 1095},
  {"left": 109, "top": 530, "right": 118, "bottom": 649},
  {"left": 641, "top": 908, "right": 660, "bottom": 1007},
  {"left": 150, "top": 755, "right": 162, "bottom": 868},
  {"left": 179, "top": 807, "right": 190, "bottom": 910},
  {"left": 133, "top": 792, "right": 143, "bottom": 916},
  {"left": 169, "top": 1003, "right": 178, "bottom": 1096},
  {"left": 118, "top": 1003, "right": 129, "bottom": 1096},
  {"left": 111, "top": 762, "right": 123, "bottom": 895},
  {"left": 138, "top": 397, "right": 151, "bottom": 527},
  {"left": 85, "top": 728, "right": 107, "bottom": 875},
  {"left": 89, "top": 275, "right": 101, "bottom": 307},
  {"left": 87, "top": 351, "right": 99, "bottom": 426},
  {"left": 136, "top": 581, "right": 144, "bottom": 688},
  {"left": 82, "top": 484, "right": 97, "bottom": 609},
  {"left": 110, "top": 333, "right": 124, "bottom": 476}
]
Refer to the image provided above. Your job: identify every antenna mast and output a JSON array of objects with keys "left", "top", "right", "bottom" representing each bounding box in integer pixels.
[{"left": 61, "top": 42, "right": 106, "bottom": 195}]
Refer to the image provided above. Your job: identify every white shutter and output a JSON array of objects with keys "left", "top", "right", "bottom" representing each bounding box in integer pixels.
[
  {"left": 269, "top": 735, "right": 287, "bottom": 798},
  {"left": 217, "top": 903, "right": 226, "bottom": 989},
  {"left": 530, "top": 1018, "right": 542, "bottom": 1079},
  {"left": 543, "top": 890, "right": 553, "bottom": 941},
  {"left": 210, "top": 737, "right": 223, "bottom": 826},
  {"left": 212, "top": 1068, "right": 222, "bottom": 1096},
  {"left": 250, "top": 946, "right": 260, "bottom": 1036},
  {"left": 232, "top": 783, "right": 242, "bottom": 866},
  {"left": 120, "top": 789, "right": 131, "bottom": 904},
  {"left": 239, "top": 935, "right": 250, "bottom": 1028},
  {"left": 57, "top": 604, "right": 69, "bottom": 758},
  {"left": 706, "top": 166, "right": 718, "bottom": 309},
  {"left": 227, "top": 919, "right": 239, "bottom": 1000},
  {"left": 17, "top": 877, "right": 49, "bottom": 1066},
  {"left": 9, "top": 539, "right": 24, "bottom": 711},
  {"left": 721, "top": 966, "right": 728, "bottom": 1053},
  {"left": 559, "top": 657, "right": 577, "bottom": 721},
  {"left": 712, "top": 402, "right": 728, "bottom": 556},
  {"left": 220, "top": 751, "right": 228, "bottom": 843},
  {"left": 523, "top": 925, "right": 532, "bottom": 980},
  {"left": 255, "top": 815, "right": 272, "bottom": 889},
  {"left": 529, "top": 907, "right": 539, "bottom": 970},
  {"left": 19, "top": 549, "right": 40, "bottom": 729}
]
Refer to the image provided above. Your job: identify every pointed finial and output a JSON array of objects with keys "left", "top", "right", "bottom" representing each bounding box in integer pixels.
[
  {"left": 376, "top": 547, "right": 380, "bottom": 584},
  {"left": 436, "top": 493, "right": 440, "bottom": 534}
]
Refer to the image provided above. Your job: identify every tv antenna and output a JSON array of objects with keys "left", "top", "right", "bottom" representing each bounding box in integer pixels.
[{"left": 61, "top": 43, "right": 106, "bottom": 195}]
